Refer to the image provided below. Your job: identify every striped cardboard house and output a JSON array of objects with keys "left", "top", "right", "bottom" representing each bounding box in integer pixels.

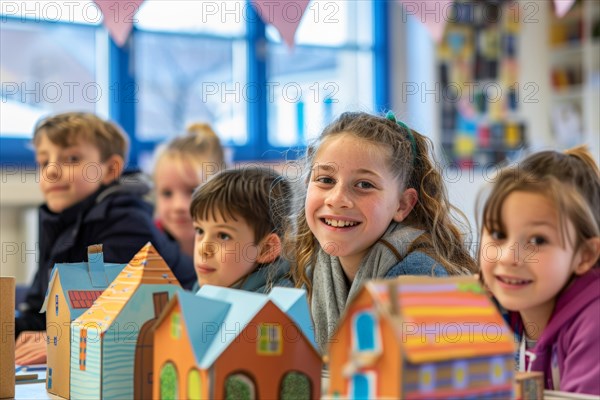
[
  {"left": 70, "top": 242, "right": 182, "bottom": 399},
  {"left": 41, "top": 244, "right": 126, "bottom": 399},
  {"left": 328, "top": 276, "right": 516, "bottom": 399}
]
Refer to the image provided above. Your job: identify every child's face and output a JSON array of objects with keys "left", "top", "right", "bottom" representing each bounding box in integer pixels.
[
  {"left": 305, "top": 134, "right": 406, "bottom": 273},
  {"left": 35, "top": 134, "right": 115, "bottom": 213},
  {"left": 155, "top": 158, "right": 199, "bottom": 248},
  {"left": 193, "top": 212, "right": 259, "bottom": 288},
  {"left": 480, "top": 191, "right": 583, "bottom": 322}
]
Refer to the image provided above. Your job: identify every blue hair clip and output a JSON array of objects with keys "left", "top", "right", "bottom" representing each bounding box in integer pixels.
[{"left": 385, "top": 111, "right": 417, "bottom": 165}]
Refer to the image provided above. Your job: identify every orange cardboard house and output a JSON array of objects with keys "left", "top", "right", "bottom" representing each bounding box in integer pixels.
[
  {"left": 70, "top": 243, "right": 181, "bottom": 399},
  {"left": 328, "top": 276, "right": 516, "bottom": 399},
  {"left": 40, "top": 244, "right": 126, "bottom": 398},
  {"left": 153, "top": 285, "right": 322, "bottom": 399}
]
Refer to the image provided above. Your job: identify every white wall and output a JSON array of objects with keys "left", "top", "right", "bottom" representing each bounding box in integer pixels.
[{"left": 0, "top": 169, "right": 42, "bottom": 282}]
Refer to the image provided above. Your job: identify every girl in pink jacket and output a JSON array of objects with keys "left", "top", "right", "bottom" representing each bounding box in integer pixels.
[{"left": 479, "top": 146, "right": 600, "bottom": 395}]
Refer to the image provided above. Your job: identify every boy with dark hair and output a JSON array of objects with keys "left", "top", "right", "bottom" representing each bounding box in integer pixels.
[{"left": 190, "top": 166, "right": 293, "bottom": 292}]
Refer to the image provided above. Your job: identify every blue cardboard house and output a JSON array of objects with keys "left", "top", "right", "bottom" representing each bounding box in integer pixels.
[{"left": 40, "top": 244, "right": 126, "bottom": 399}]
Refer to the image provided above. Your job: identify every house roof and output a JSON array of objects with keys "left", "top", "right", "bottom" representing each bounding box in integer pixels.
[
  {"left": 157, "top": 291, "right": 233, "bottom": 368},
  {"left": 40, "top": 253, "right": 125, "bottom": 319},
  {"left": 73, "top": 243, "right": 180, "bottom": 333},
  {"left": 363, "top": 276, "right": 515, "bottom": 364},
  {"left": 194, "top": 285, "right": 269, "bottom": 368},
  {"left": 68, "top": 290, "right": 104, "bottom": 309},
  {"left": 268, "top": 287, "right": 317, "bottom": 350}
]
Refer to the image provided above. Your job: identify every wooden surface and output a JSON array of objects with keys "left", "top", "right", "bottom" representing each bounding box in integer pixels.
[
  {"left": 0, "top": 277, "right": 15, "bottom": 399},
  {"left": 12, "top": 378, "right": 600, "bottom": 400}
]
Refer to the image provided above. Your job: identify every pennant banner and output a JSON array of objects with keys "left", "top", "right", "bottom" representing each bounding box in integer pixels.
[
  {"left": 553, "top": 0, "right": 576, "bottom": 18},
  {"left": 94, "top": 0, "right": 145, "bottom": 47},
  {"left": 251, "top": 0, "right": 310, "bottom": 48},
  {"left": 398, "top": 0, "right": 454, "bottom": 43}
]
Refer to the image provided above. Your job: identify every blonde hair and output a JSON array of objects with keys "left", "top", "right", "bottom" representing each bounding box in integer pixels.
[
  {"left": 286, "top": 111, "right": 477, "bottom": 297},
  {"left": 33, "top": 112, "right": 129, "bottom": 161},
  {"left": 480, "top": 146, "right": 600, "bottom": 266},
  {"left": 154, "top": 123, "right": 225, "bottom": 181}
]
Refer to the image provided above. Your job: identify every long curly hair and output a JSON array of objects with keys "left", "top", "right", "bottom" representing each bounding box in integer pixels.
[{"left": 285, "top": 111, "right": 477, "bottom": 298}]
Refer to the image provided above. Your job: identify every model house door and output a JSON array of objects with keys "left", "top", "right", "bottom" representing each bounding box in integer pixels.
[{"left": 135, "top": 292, "right": 170, "bottom": 399}]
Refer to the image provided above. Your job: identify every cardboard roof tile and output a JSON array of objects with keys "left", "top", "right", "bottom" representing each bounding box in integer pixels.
[{"left": 40, "top": 255, "right": 124, "bottom": 319}]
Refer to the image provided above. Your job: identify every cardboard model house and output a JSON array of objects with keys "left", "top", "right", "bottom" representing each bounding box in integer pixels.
[
  {"left": 515, "top": 371, "right": 544, "bottom": 400},
  {"left": 328, "top": 276, "right": 516, "bottom": 399},
  {"left": 41, "top": 244, "right": 126, "bottom": 399},
  {"left": 153, "top": 286, "right": 322, "bottom": 400},
  {"left": 70, "top": 243, "right": 181, "bottom": 399}
]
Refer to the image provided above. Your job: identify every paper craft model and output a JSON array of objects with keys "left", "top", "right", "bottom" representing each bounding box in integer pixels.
[
  {"left": 153, "top": 285, "right": 322, "bottom": 399},
  {"left": 515, "top": 371, "right": 544, "bottom": 400},
  {"left": 328, "top": 276, "right": 516, "bottom": 399},
  {"left": 41, "top": 244, "right": 126, "bottom": 399},
  {"left": 70, "top": 243, "right": 181, "bottom": 399}
]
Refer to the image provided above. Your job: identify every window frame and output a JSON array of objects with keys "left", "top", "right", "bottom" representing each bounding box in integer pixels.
[
  {"left": 257, "top": 322, "right": 283, "bottom": 355},
  {"left": 0, "top": 1, "right": 389, "bottom": 167}
]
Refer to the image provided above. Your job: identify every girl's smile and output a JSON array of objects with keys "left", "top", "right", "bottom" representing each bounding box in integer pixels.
[
  {"left": 494, "top": 274, "right": 534, "bottom": 289},
  {"left": 305, "top": 134, "right": 411, "bottom": 276}
]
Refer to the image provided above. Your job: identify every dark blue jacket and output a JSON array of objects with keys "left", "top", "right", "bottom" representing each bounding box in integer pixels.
[
  {"left": 385, "top": 251, "right": 449, "bottom": 278},
  {"left": 15, "top": 173, "right": 196, "bottom": 335}
]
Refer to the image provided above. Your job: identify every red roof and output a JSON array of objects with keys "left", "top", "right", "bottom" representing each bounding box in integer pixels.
[{"left": 68, "top": 290, "right": 104, "bottom": 309}]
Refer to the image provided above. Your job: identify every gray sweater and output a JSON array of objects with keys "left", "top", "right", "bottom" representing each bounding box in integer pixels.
[{"left": 310, "top": 222, "right": 448, "bottom": 354}]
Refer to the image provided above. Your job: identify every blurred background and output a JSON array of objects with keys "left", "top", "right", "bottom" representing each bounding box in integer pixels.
[{"left": 1, "top": 0, "right": 599, "bottom": 284}]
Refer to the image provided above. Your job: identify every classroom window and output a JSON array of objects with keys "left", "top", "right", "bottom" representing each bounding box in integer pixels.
[
  {"left": 1, "top": 1, "right": 386, "bottom": 166},
  {"left": 266, "top": 1, "right": 375, "bottom": 147},
  {"left": 257, "top": 323, "right": 282, "bottom": 355},
  {"left": 134, "top": 0, "right": 247, "bottom": 145},
  {"left": 0, "top": 3, "right": 107, "bottom": 163}
]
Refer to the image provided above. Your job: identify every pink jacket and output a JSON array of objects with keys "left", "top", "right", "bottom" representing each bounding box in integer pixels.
[{"left": 529, "top": 268, "right": 600, "bottom": 394}]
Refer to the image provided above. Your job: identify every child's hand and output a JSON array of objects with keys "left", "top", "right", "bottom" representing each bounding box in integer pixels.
[{"left": 15, "top": 331, "right": 47, "bottom": 365}]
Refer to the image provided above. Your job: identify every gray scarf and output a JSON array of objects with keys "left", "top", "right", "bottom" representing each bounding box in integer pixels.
[{"left": 311, "top": 222, "right": 424, "bottom": 354}]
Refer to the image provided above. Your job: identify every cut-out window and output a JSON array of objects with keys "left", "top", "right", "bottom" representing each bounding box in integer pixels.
[
  {"left": 352, "top": 311, "right": 380, "bottom": 352},
  {"left": 79, "top": 329, "right": 87, "bottom": 371},
  {"left": 257, "top": 323, "right": 282, "bottom": 355}
]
